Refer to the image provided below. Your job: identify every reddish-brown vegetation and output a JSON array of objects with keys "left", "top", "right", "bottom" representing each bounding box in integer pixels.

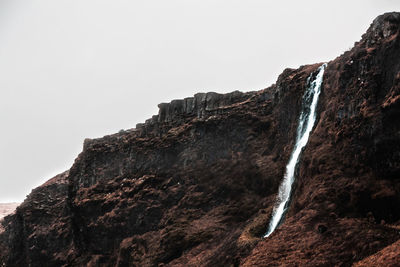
[{"left": 0, "top": 12, "right": 399, "bottom": 267}]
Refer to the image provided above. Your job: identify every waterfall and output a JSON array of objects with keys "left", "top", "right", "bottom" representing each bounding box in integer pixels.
[{"left": 264, "top": 63, "right": 327, "bottom": 238}]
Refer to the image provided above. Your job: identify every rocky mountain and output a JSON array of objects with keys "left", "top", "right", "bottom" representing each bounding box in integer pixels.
[{"left": 1, "top": 12, "right": 399, "bottom": 267}]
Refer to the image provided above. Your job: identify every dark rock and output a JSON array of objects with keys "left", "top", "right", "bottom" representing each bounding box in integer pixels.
[
  {"left": 317, "top": 224, "right": 328, "bottom": 234},
  {"left": 1, "top": 12, "right": 400, "bottom": 267},
  {"left": 157, "top": 91, "right": 254, "bottom": 123}
]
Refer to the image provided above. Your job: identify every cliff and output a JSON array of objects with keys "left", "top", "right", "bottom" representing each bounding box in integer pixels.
[{"left": 1, "top": 12, "right": 399, "bottom": 267}]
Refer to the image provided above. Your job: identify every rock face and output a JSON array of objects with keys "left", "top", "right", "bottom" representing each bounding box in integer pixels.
[{"left": 1, "top": 12, "right": 400, "bottom": 267}]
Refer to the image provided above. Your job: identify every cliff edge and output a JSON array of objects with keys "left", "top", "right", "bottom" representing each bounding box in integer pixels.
[{"left": 1, "top": 12, "right": 399, "bottom": 267}]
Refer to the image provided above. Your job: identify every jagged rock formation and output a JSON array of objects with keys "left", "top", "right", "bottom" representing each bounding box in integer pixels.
[
  {"left": 243, "top": 12, "right": 400, "bottom": 266},
  {"left": 1, "top": 12, "right": 400, "bottom": 267}
]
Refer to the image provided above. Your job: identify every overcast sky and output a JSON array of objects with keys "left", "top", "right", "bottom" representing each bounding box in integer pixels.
[{"left": 0, "top": 0, "right": 399, "bottom": 203}]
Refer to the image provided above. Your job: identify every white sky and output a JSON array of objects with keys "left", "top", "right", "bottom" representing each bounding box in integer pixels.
[{"left": 0, "top": 0, "right": 399, "bottom": 202}]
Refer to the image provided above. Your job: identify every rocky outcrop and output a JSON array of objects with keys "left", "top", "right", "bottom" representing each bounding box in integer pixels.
[
  {"left": 0, "top": 171, "right": 71, "bottom": 266},
  {"left": 242, "top": 12, "right": 400, "bottom": 266},
  {"left": 1, "top": 12, "right": 400, "bottom": 267},
  {"left": 156, "top": 91, "right": 256, "bottom": 122},
  {"left": 133, "top": 91, "right": 260, "bottom": 137}
]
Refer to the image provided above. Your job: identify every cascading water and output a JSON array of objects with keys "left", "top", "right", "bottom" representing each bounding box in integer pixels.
[{"left": 264, "top": 63, "right": 327, "bottom": 238}]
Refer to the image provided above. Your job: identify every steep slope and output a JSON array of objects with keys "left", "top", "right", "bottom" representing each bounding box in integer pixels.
[
  {"left": 1, "top": 12, "right": 399, "bottom": 267},
  {"left": 242, "top": 12, "right": 400, "bottom": 266},
  {"left": 353, "top": 233, "right": 400, "bottom": 267},
  {"left": 0, "top": 66, "right": 320, "bottom": 266}
]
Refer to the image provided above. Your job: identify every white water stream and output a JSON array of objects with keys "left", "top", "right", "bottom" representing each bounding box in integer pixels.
[{"left": 264, "top": 63, "right": 327, "bottom": 237}]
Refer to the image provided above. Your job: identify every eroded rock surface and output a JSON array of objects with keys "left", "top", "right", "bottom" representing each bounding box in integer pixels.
[{"left": 0, "top": 12, "right": 399, "bottom": 267}]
